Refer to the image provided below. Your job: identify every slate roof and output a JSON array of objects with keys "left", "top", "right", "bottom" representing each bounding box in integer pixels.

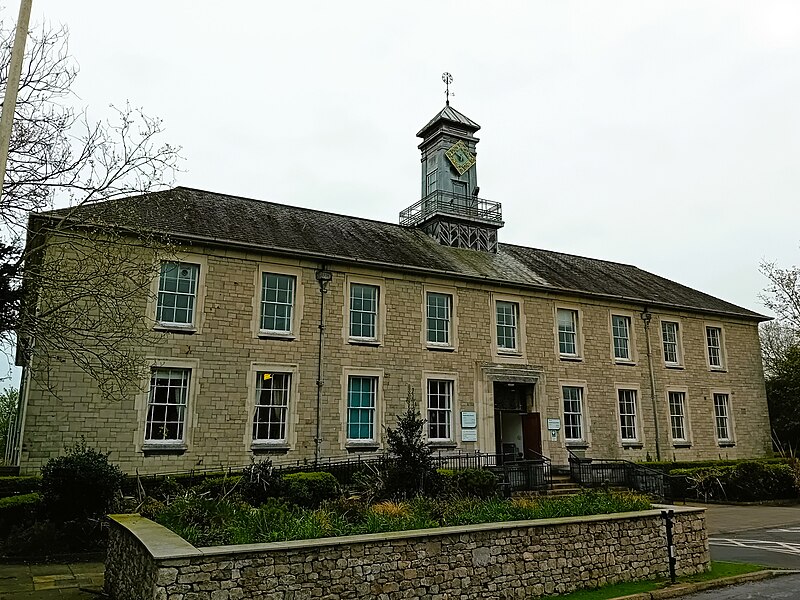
[
  {"left": 417, "top": 105, "right": 481, "bottom": 138},
  {"left": 42, "top": 186, "right": 766, "bottom": 321}
]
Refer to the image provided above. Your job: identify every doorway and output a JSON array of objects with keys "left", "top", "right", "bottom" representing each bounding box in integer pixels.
[{"left": 493, "top": 381, "right": 541, "bottom": 463}]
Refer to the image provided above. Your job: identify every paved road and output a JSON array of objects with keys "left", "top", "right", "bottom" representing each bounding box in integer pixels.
[
  {"left": 695, "top": 503, "right": 800, "bottom": 569},
  {"left": 675, "top": 572, "right": 800, "bottom": 599}
]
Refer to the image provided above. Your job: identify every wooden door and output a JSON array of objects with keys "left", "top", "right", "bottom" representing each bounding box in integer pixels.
[{"left": 521, "top": 413, "right": 542, "bottom": 459}]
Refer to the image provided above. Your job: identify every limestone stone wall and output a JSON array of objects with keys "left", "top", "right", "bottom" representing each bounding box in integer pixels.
[
  {"left": 19, "top": 241, "right": 770, "bottom": 474},
  {"left": 106, "top": 506, "right": 709, "bottom": 600}
]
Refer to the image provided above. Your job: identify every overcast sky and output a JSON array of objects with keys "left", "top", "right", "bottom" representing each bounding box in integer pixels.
[{"left": 3, "top": 1, "right": 800, "bottom": 385}]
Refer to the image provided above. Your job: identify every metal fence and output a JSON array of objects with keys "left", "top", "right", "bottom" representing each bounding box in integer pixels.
[{"left": 567, "top": 449, "right": 679, "bottom": 502}]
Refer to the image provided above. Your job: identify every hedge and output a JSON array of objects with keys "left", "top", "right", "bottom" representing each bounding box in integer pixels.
[
  {"left": 438, "top": 468, "right": 499, "bottom": 499},
  {"left": 0, "top": 476, "right": 41, "bottom": 498},
  {"left": 281, "top": 472, "right": 339, "bottom": 507},
  {"left": 0, "top": 492, "right": 41, "bottom": 535},
  {"left": 641, "top": 458, "right": 787, "bottom": 474},
  {"left": 672, "top": 461, "right": 798, "bottom": 502}
]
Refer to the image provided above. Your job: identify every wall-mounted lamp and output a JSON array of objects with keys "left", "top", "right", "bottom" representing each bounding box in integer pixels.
[
  {"left": 641, "top": 310, "right": 652, "bottom": 325},
  {"left": 315, "top": 268, "right": 332, "bottom": 293}
]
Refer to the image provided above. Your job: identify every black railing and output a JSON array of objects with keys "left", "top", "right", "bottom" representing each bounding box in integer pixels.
[
  {"left": 399, "top": 190, "right": 503, "bottom": 227},
  {"left": 131, "top": 450, "right": 554, "bottom": 494},
  {"left": 566, "top": 449, "right": 678, "bottom": 503}
]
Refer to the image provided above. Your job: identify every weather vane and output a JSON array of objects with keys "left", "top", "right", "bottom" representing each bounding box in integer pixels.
[{"left": 442, "top": 72, "right": 453, "bottom": 106}]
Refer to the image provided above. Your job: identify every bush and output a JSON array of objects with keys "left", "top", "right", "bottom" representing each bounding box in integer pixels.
[
  {"left": 642, "top": 458, "right": 787, "bottom": 474},
  {"left": 383, "top": 387, "right": 439, "bottom": 499},
  {"left": 40, "top": 439, "right": 124, "bottom": 521},
  {"left": 240, "top": 460, "right": 284, "bottom": 506},
  {"left": 0, "top": 492, "right": 41, "bottom": 535},
  {"left": 673, "top": 461, "right": 798, "bottom": 501},
  {"left": 0, "top": 475, "right": 40, "bottom": 498},
  {"left": 194, "top": 475, "right": 243, "bottom": 499},
  {"left": 438, "top": 469, "right": 498, "bottom": 499},
  {"left": 282, "top": 472, "right": 339, "bottom": 508}
]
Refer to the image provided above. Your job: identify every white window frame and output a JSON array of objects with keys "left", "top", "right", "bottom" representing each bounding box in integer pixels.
[
  {"left": 137, "top": 358, "right": 200, "bottom": 452},
  {"left": 260, "top": 273, "right": 296, "bottom": 335},
  {"left": 252, "top": 371, "right": 292, "bottom": 445},
  {"left": 713, "top": 391, "right": 734, "bottom": 444},
  {"left": 705, "top": 324, "right": 726, "bottom": 371},
  {"left": 667, "top": 389, "right": 690, "bottom": 444},
  {"left": 495, "top": 300, "right": 520, "bottom": 353},
  {"left": 561, "top": 385, "right": 585, "bottom": 443},
  {"left": 616, "top": 387, "right": 640, "bottom": 444},
  {"left": 423, "top": 285, "right": 457, "bottom": 350},
  {"left": 660, "top": 319, "right": 683, "bottom": 367},
  {"left": 426, "top": 378, "right": 454, "bottom": 443},
  {"left": 349, "top": 283, "right": 379, "bottom": 341},
  {"left": 611, "top": 313, "right": 633, "bottom": 362},
  {"left": 340, "top": 367, "right": 384, "bottom": 449},
  {"left": 555, "top": 306, "right": 582, "bottom": 359},
  {"left": 252, "top": 263, "right": 304, "bottom": 340},
  {"left": 145, "top": 367, "right": 191, "bottom": 445},
  {"left": 153, "top": 259, "right": 205, "bottom": 331},
  {"left": 246, "top": 362, "right": 299, "bottom": 451},
  {"left": 343, "top": 275, "right": 385, "bottom": 346}
]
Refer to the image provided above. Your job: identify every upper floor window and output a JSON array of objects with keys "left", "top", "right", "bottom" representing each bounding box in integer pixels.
[
  {"left": 426, "top": 168, "right": 438, "bottom": 195},
  {"left": 496, "top": 301, "right": 519, "bottom": 352},
  {"left": 713, "top": 393, "right": 732, "bottom": 442},
  {"left": 618, "top": 389, "right": 639, "bottom": 442},
  {"left": 145, "top": 367, "right": 190, "bottom": 443},
  {"left": 261, "top": 273, "right": 296, "bottom": 334},
  {"left": 350, "top": 284, "right": 379, "bottom": 340},
  {"left": 562, "top": 386, "right": 584, "bottom": 442},
  {"left": 252, "top": 372, "right": 291, "bottom": 443},
  {"left": 557, "top": 308, "right": 579, "bottom": 356},
  {"left": 156, "top": 262, "right": 199, "bottom": 326},
  {"left": 668, "top": 391, "right": 688, "bottom": 442},
  {"left": 661, "top": 321, "right": 681, "bottom": 366},
  {"left": 347, "top": 376, "right": 377, "bottom": 442},
  {"left": 706, "top": 326, "right": 724, "bottom": 369},
  {"left": 612, "top": 315, "right": 631, "bottom": 361},
  {"left": 426, "top": 292, "right": 452, "bottom": 346},
  {"left": 427, "top": 379, "right": 453, "bottom": 442}
]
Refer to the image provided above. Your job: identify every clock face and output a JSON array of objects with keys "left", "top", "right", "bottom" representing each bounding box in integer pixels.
[{"left": 445, "top": 140, "right": 476, "bottom": 175}]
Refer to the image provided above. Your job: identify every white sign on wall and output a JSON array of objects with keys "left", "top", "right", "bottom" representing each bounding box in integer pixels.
[
  {"left": 461, "top": 429, "right": 478, "bottom": 442},
  {"left": 461, "top": 411, "right": 477, "bottom": 428},
  {"left": 547, "top": 418, "right": 561, "bottom": 431}
]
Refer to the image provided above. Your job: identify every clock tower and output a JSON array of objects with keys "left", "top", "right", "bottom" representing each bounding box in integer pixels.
[{"left": 399, "top": 102, "right": 504, "bottom": 253}]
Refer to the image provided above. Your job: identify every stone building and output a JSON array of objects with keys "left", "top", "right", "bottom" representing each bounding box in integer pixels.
[{"left": 10, "top": 103, "right": 771, "bottom": 474}]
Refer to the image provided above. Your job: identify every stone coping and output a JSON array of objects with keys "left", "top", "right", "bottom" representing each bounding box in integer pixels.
[{"left": 109, "top": 504, "right": 704, "bottom": 561}]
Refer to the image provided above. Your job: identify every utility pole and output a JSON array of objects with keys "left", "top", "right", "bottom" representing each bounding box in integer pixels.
[{"left": 0, "top": 0, "right": 34, "bottom": 205}]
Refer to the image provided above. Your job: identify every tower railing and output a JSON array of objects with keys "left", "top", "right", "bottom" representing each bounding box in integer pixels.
[{"left": 399, "top": 190, "right": 503, "bottom": 227}]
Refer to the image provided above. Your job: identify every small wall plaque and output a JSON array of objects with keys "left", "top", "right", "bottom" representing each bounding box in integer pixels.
[
  {"left": 547, "top": 418, "right": 561, "bottom": 431},
  {"left": 461, "top": 411, "right": 477, "bottom": 428},
  {"left": 461, "top": 429, "right": 478, "bottom": 442}
]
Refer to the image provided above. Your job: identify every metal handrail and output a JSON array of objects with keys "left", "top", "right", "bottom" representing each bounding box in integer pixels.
[
  {"left": 566, "top": 450, "right": 676, "bottom": 503},
  {"left": 399, "top": 190, "right": 503, "bottom": 227}
]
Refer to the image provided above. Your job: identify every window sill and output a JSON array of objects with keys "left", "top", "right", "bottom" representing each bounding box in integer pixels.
[
  {"left": 348, "top": 339, "right": 381, "bottom": 347},
  {"left": 346, "top": 442, "right": 379, "bottom": 452},
  {"left": 142, "top": 444, "right": 187, "bottom": 456},
  {"left": 559, "top": 355, "right": 583, "bottom": 363},
  {"left": 665, "top": 364, "right": 685, "bottom": 370},
  {"left": 672, "top": 442, "right": 692, "bottom": 448},
  {"left": 427, "top": 344, "right": 456, "bottom": 352},
  {"left": 621, "top": 443, "right": 643, "bottom": 449},
  {"left": 153, "top": 325, "right": 197, "bottom": 335},
  {"left": 497, "top": 349, "right": 521, "bottom": 356},
  {"left": 428, "top": 441, "right": 457, "bottom": 449},
  {"left": 251, "top": 443, "right": 290, "bottom": 454},
  {"left": 614, "top": 360, "right": 637, "bottom": 367},
  {"left": 566, "top": 442, "right": 589, "bottom": 449},
  {"left": 258, "top": 332, "right": 296, "bottom": 341},
  {"left": 718, "top": 442, "right": 736, "bottom": 448},
  {"left": 709, "top": 367, "right": 728, "bottom": 373}
]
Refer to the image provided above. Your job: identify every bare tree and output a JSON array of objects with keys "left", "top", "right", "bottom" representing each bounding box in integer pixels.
[
  {"left": 1, "top": 18, "right": 181, "bottom": 400},
  {"left": 760, "top": 320, "right": 798, "bottom": 378},
  {"left": 760, "top": 260, "right": 800, "bottom": 332}
]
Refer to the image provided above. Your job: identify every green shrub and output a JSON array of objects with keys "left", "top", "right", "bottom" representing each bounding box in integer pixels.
[
  {"left": 383, "top": 387, "right": 439, "bottom": 499},
  {"left": 156, "top": 494, "right": 252, "bottom": 547},
  {"left": 0, "top": 475, "right": 41, "bottom": 498},
  {"left": 438, "top": 468, "right": 498, "bottom": 499},
  {"left": 40, "top": 439, "right": 124, "bottom": 521},
  {"left": 240, "top": 460, "right": 284, "bottom": 506},
  {"left": 194, "top": 475, "right": 243, "bottom": 499},
  {"left": 282, "top": 472, "right": 339, "bottom": 508},
  {"left": 642, "top": 458, "right": 787, "bottom": 474},
  {"left": 673, "top": 461, "right": 798, "bottom": 501},
  {"left": 0, "top": 492, "right": 41, "bottom": 535}
]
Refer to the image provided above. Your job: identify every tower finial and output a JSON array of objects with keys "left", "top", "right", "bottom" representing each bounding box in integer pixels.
[{"left": 442, "top": 72, "right": 453, "bottom": 106}]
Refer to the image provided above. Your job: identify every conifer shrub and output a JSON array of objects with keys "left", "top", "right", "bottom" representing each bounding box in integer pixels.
[
  {"left": 438, "top": 468, "right": 498, "bottom": 499},
  {"left": 282, "top": 472, "right": 339, "bottom": 508}
]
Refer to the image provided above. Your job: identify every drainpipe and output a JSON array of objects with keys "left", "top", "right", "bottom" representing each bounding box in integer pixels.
[
  {"left": 641, "top": 309, "right": 661, "bottom": 461},
  {"left": 314, "top": 267, "right": 332, "bottom": 467}
]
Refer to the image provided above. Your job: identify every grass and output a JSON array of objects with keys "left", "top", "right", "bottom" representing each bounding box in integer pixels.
[{"left": 547, "top": 561, "right": 767, "bottom": 599}]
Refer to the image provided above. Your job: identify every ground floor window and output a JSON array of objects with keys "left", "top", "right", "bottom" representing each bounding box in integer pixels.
[
  {"left": 562, "top": 386, "right": 584, "bottom": 441},
  {"left": 427, "top": 379, "right": 453, "bottom": 441},
  {"left": 668, "top": 391, "right": 687, "bottom": 442},
  {"left": 618, "top": 389, "right": 638, "bottom": 441},
  {"left": 253, "top": 372, "right": 291, "bottom": 442},
  {"left": 713, "top": 393, "right": 731, "bottom": 442},
  {"left": 145, "top": 368, "right": 190, "bottom": 442},
  {"left": 347, "top": 376, "right": 377, "bottom": 441}
]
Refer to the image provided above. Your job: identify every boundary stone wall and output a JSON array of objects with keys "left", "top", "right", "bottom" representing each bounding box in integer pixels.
[{"left": 106, "top": 506, "right": 709, "bottom": 599}]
